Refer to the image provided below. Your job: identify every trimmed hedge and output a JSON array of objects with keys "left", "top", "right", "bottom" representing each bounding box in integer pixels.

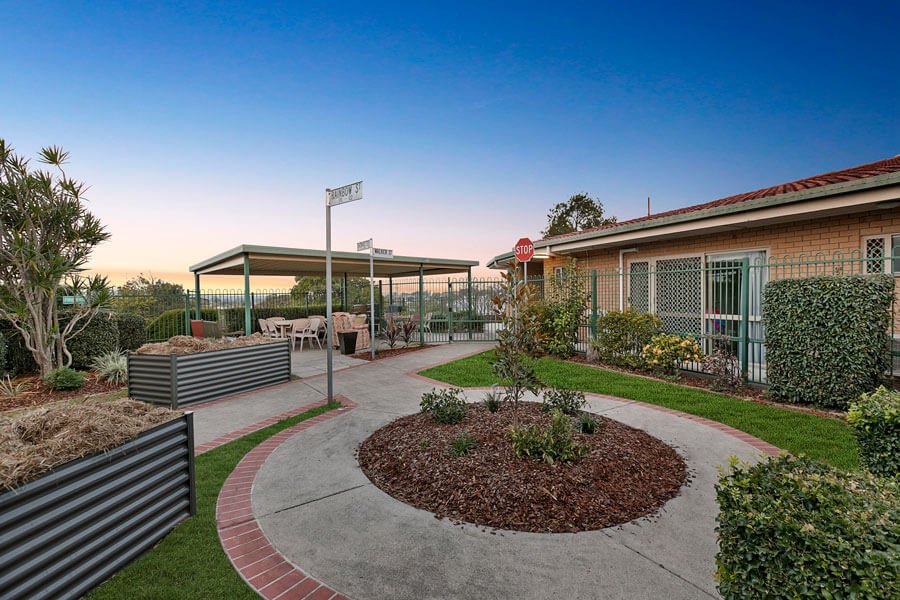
[
  {"left": 716, "top": 455, "right": 899, "bottom": 599},
  {"left": 762, "top": 275, "right": 894, "bottom": 409},
  {"left": 65, "top": 312, "right": 119, "bottom": 370},
  {"left": 114, "top": 313, "right": 147, "bottom": 351},
  {"left": 849, "top": 386, "right": 900, "bottom": 478}
]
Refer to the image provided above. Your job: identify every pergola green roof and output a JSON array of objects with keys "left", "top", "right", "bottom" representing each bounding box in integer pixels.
[{"left": 190, "top": 244, "right": 479, "bottom": 278}]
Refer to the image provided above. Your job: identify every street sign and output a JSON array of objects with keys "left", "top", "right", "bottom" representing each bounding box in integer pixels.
[
  {"left": 514, "top": 237, "right": 534, "bottom": 262},
  {"left": 327, "top": 181, "right": 363, "bottom": 206},
  {"left": 373, "top": 247, "right": 393, "bottom": 258},
  {"left": 357, "top": 239, "right": 372, "bottom": 251}
]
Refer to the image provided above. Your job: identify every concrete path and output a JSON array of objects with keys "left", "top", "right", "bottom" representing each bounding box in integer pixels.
[{"left": 198, "top": 342, "right": 777, "bottom": 600}]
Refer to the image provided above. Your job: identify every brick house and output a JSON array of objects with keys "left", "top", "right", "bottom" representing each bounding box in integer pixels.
[{"left": 487, "top": 156, "right": 900, "bottom": 382}]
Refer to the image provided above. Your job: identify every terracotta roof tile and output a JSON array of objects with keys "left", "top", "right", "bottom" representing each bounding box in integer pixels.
[{"left": 543, "top": 155, "right": 900, "bottom": 242}]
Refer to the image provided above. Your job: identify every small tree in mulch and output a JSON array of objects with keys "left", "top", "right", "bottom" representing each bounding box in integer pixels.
[{"left": 490, "top": 270, "right": 544, "bottom": 429}]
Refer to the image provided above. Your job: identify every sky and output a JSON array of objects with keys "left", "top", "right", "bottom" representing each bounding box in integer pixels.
[{"left": 2, "top": 1, "right": 898, "bottom": 289}]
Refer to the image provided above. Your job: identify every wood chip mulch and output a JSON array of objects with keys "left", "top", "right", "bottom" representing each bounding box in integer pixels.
[
  {"left": 351, "top": 344, "right": 432, "bottom": 361},
  {"left": 357, "top": 402, "right": 687, "bottom": 533},
  {"left": 0, "top": 374, "right": 124, "bottom": 413}
]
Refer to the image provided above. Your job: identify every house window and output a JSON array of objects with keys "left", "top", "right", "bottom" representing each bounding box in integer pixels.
[{"left": 864, "top": 234, "right": 900, "bottom": 274}]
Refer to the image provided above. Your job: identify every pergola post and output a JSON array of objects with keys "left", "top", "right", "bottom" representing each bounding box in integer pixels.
[
  {"left": 243, "top": 253, "right": 252, "bottom": 335},
  {"left": 193, "top": 272, "right": 201, "bottom": 319},
  {"left": 467, "top": 267, "right": 473, "bottom": 341},
  {"left": 418, "top": 265, "right": 425, "bottom": 346}
]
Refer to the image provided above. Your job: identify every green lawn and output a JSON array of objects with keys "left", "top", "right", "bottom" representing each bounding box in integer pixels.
[
  {"left": 419, "top": 352, "right": 858, "bottom": 470},
  {"left": 87, "top": 401, "right": 341, "bottom": 600}
]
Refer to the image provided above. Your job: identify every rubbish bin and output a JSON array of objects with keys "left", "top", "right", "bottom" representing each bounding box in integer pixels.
[{"left": 338, "top": 331, "right": 358, "bottom": 355}]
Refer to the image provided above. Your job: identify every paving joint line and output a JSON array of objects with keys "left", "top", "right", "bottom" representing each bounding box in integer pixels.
[{"left": 264, "top": 484, "right": 372, "bottom": 518}]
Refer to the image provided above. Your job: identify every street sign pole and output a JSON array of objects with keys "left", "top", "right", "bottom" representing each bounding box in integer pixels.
[
  {"left": 325, "top": 181, "right": 363, "bottom": 404},
  {"left": 369, "top": 246, "right": 375, "bottom": 360},
  {"left": 325, "top": 190, "right": 334, "bottom": 403}
]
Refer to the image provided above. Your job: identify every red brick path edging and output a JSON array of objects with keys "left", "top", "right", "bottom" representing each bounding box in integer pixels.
[{"left": 215, "top": 396, "right": 358, "bottom": 600}]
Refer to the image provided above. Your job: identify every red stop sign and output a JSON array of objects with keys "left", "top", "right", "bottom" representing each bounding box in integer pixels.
[{"left": 514, "top": 238, "right": 534, "bottom": 262}]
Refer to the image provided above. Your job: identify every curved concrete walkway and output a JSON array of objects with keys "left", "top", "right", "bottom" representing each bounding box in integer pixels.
[{"left": 214, "top": 344, "right": 778, "bottom": 600}]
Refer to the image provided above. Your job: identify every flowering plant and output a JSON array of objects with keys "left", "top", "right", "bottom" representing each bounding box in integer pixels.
[{"left": 641, "top": 334, "right": 703, "bottom": 376}]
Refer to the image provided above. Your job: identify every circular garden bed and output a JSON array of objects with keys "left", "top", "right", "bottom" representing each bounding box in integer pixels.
[{"left": 357, "top": 402, "right": 687, "bottom": 533}]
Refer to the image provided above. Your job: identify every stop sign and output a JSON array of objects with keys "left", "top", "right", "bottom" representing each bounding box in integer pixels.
[{"left": 514, "top": 238, "right": 534, "bottom": 262}]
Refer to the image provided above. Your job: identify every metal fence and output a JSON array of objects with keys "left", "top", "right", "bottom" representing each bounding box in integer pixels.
[{"left": 110, "top": 251, "right": 898, "bottom": 387}]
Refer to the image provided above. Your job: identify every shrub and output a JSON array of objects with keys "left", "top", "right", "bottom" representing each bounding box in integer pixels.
[
  {"left": 0, "top": 375, "right": 25, "bottom": 397},
  {"left": 65, "top": 311, "right": 119, "bottom": 370},
  {"left": 592, "top": 310, "right": 662, "bottom": 368},
  {"left": 576, "top": 413, "right": 600, "bottom": 434},
  {"left": 420, "top": 387, "right": 467, "bottom": 424},
  {"left": 91, "top": 350, "right": 128, "bottom": 385},
  {"left": 0, "top": 324, "right": 38, "bottom": 375},
  {"left": 701, "top": 336, "right": 743, "bottom": 391},
  {"left": 641, "top": 334, "right": 703, "bottom": 376},
  {"left": 715, "top": 455, "right": 899, "bottom": 599},
  {"left": 398, "top": 318, "right": 418, "bottom": 346},
  {"left": 848, "top": 386, "right": 900, "bottom": 478},
  {"left": 763, "top": 274, "right": 894, "bottom": 409},
  {"left": 45, "top": 366, "right": 85, "bottom": 391},
  {"left": 541, "top": 387, "right": 587, "bottom": 416},
  {"left": 482, "top": 389, "right": 502, "bottom": 413},
  {"left": 114, "top": 313, "right": 147, "bottom": 351},
  {"left": 0, "top": 332, "right": 6, "bottom": 376},
  {"left": 508, "top": 409, "right": 586, "bottom": 464},
  {"left": 538, "top": 259, "right": 587, "bottom": 358},
  {"left": 449, "top": 433, "right": 477, "bottom": 457},
  {"left": 383, "top": 314, "right": 402, "bottom": 349}
]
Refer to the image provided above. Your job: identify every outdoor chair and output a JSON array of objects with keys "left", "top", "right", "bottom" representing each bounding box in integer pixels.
[
  {"left": 290, "top": 318, "right": 321, "bottom": 351},
  {"left": 258, "top": 318, "right": 276, "bottom": 338},
  {"left": 265, "top": 317, "right": 287, "bottom": 338},
  {"left": 423, "top": 312, "right": 433, "bottom": 334}
]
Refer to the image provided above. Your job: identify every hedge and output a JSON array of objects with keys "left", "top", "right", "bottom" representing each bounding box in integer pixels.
[
  {"left": 146, "top": 308, "right": 217, "bottom": 342},
  {"left": 427, "top": 314, "right": 486, "bottom": 334},
  {"left": 0, "top": 323, "right": 38, "bottom": 376},
  {"left": 591, "top": 310, "right": 662, "bottom": 369},
  {"left": 114, "top": 313, "right": 147, "bottom": 351},
  {"left": 0, "top": 332, "right": 7, "bottom": 376},
  {"left": 716, "top": 455, "right": 899, "bottom": 599},
  {"left": 64, "top": 312, "right": 119, "bottom": 370},
  {"left": 146, "top": 306, "right": 334, "bottom": 341},
  {"left": 762, "top": 274, "right": 894, "bottom": 409},
  {"left": 849, "top": 386, "right": 900, "bottom": 478}
]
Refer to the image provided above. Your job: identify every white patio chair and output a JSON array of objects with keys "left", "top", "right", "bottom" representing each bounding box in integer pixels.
[
  {"left": 292, "top": 317, "right": 322, "bottom": 352},
  {"left": 258, "top": 318, "right": 275, "bottom": 338}
]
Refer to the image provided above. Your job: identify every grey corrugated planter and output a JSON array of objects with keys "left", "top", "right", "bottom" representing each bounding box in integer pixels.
[
  {"left": 0, "top": 412, "right": 196, "bottom": 600},
  {"left": 127, "top": 339, "right": 291, "bottom": 408}
]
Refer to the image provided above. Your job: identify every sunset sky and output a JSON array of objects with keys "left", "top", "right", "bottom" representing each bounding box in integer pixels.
[{"left": 3, "top": 1, "right": 898, "bottom": 290}]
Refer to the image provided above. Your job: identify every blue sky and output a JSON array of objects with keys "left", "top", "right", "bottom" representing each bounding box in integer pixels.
[{"left": 2, "top": 1, "right": 898, "bottom": 285}]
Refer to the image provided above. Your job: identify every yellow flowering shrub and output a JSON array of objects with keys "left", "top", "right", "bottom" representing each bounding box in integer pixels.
[{"left": 641, "top": 333, "right": 703, "bottom": 376}]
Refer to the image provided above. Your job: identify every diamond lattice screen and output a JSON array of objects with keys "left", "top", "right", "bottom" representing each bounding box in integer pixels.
[
  {"left": 628, "top": 262, "right": 650, "bottom": 313},
  {"left": 866, "top": 237, "right": 886, "bottom": 274},
  {"left": 655, "top": 257, "right": 703, "bottom": 336}
]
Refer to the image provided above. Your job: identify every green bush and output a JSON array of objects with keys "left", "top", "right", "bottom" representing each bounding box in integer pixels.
[
  {"left": 0, "top": 324, "right": 38, "bottom": 375},
  {"left": 576, "top": 413, "right": 600, "bottom": 434},
  {"left": 427, "top": 314, "right": 486, "bottom": 334},
  {"left": 849, "top": 386, "right": 900, "bottom": 478},
  {"left": 763, "top": 275, "right": 894, "bottom": 409},
  {"left": 537, "top": 259, "right": 588, "bottom": 358},
  {"left": 716, "top": 455, "right": 899, "bottom": 599},
  {"left": 449, "top": 433, "right": 477, "bottom": 457},
  {"left": 482, "top": 390, "right": 502, "bottom": 413},
  {"left": 541, "top": 387, "right": 586, "bottom": 416},
  {"left": 45, "top": 366, "right": 86, "bottom": 390},
  {"left": 508, "top": 409, "right": 586, "bottom": 464},
  {"left": 114, "top": 313, "right": 147, "bottom": 351},
  {"left": 641, "top": 333, "right": 703, "bottom": 376},
  {"left": 592, "top": 310, "right": 662, "bottom": 368},
  {"left": 65, "top": 311, "right": 119, "bottom": 370},
  {"left": 420, "top": 387, "right": 468, "bottom": 424}
]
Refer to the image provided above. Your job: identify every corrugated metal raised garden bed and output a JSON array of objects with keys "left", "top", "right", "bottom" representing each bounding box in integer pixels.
[
  {"left": 127, "top": 337, "right": 291, "bottom": 408},
  {"left": 0, "top": 406, "right": 195, "bottom": 600}
]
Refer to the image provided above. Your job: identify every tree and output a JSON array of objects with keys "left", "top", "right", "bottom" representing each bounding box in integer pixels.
[
  {"left": 542, "top": 192, "right": 616, "bottom": 237},
  {"left": 0, "top": 140, "right": 111, "bottom": 376},
  {"left": 112, "top": 273, "right": 186, "bottom": 318},
  {"left": 290, "top": 275, "right": 370, "bottom": 306}
]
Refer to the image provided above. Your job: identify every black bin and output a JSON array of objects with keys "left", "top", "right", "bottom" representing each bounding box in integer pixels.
[{"left": 338, "top": 331, "right": 358, "bottom": 355}]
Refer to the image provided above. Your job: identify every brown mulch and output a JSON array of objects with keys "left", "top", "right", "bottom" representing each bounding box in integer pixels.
[
  {"left": 0, "top": 399, "right": 180, "bottom": 490},
  {"left": 568, "top": 356, "right": 846, "bottom": 420},
  {"left": 135, "top": 333, "right": 278, "bottom": 355},
  {"left": 351, "top": 344, "right": 432, "bottom": 361},
  {"left": 0, "top": 373, "right": 124, "bottom": 413},
  {"left": 358, "top": 402, "right": 687, "bottom": 533}
]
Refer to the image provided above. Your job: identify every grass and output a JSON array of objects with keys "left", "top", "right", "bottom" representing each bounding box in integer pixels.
[
  {"left": 419, "top": 352, "right": 859, "bottom": 470},
  {"left": 87, "top": 401, "right": 341, "bottom": 600}
]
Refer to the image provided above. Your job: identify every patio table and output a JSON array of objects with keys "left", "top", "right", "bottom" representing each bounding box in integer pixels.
[{"left": 271, "top": 319, "right": 293, "bottom": 338}]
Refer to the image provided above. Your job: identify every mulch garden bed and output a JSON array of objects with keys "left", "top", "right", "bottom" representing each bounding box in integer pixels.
[
  {"left": 0, "top": 373, "right": 124, "bottom": 413},
  {"left": 358, "top": 402, "right": 687, "bottom": 533},
  {"left": 351, "top": 344, "right": 432, "bottom": 361}
]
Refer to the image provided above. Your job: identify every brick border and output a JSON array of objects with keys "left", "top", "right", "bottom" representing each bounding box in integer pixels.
[{"left": 216, "top": 396, "right": 358, "bottom": 600}]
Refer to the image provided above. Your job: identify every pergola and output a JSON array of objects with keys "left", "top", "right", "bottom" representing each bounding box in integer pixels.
[{"left": 188, "top": 244, "right": 479, "bottom": 339}]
